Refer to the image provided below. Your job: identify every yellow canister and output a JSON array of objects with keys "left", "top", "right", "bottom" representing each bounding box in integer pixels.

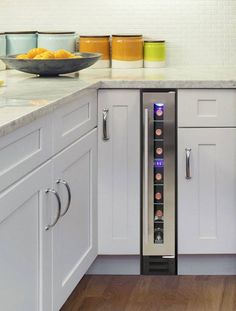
[
  {"left": 79, "top": 35, "right": 110, "bottom": 68},
  {"left": 112, "top": 34, "right": 143, "bottom": 68},
  {"left": 144, "top": 40, "right": 166, "bottom": 68}
]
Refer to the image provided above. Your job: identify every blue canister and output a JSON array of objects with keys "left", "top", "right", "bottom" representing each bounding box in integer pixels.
[
  {"left": 6, "top": 31, "right": 37, "bottom": 55},
  {"left": 0, "top": 33, "right": 6, "bottom": 56},
  {"left": 37, "top": 32, "right": 76, "bottom": 52},
  {"left": 0, "top": 33, "right": 6, "bottom": 70}
]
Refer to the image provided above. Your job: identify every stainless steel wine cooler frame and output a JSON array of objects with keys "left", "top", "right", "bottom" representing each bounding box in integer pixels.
[{"left": 141, "top": 90, "right": 176, "bottom": 275}]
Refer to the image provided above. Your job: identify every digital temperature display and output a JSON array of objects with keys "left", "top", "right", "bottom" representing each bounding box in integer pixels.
[{"left": 154, "top": 159, "right": 164, "bottom": 168}]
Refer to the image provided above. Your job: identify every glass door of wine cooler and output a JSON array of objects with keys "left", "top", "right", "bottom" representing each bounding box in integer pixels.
[{"left": 142, "top": 91, "right": 176, "bottom": 257}]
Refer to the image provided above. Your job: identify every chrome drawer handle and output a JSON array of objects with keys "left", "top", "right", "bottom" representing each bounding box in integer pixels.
[
  {"left": 103, "top": 108, "right": 109, "bottom": 140},
  {"left": 45, "top": 188, "right": 61, "bottom": 230},
  {"left": 56, "top": 179, "right": 71, "bottom": 217},
  {"left": 185, "top": 148, "right": 192, "bottom": 179}
]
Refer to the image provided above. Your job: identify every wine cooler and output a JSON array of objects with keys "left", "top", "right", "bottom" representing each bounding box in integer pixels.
[{"left": 141, "top": 91, "right": 176, "bottom": 275}]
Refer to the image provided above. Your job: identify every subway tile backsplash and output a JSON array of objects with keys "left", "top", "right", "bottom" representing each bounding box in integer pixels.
[{"left": 0, "top": 0, "right": 235, "bottom": 66}]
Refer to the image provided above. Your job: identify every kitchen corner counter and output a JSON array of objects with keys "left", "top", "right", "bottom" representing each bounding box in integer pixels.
[
  {"left": 0, "top": 66, "right": 236, "bottom": 137},
  {"left": 79, "top": 66, "right": 236, "bottom": 89}
]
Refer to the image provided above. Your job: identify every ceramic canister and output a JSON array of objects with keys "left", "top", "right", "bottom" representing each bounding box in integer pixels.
[
  {"left": 6, "top": 31, "right": 37, "bottom": 55},
  {"left": 144, "top": 40, "right": 166, "bottom": 68},
  {"left": 111, "top": 34, "right": 143, "bottom": 69},
  {"left": 79, "top": 35, "right": 110, "bottom": 68},
  {"left": 37, "top": 32, "right": 76, "bottom": 52},
  {"left": 0, "top": 33, "right": 6, "bottom": 70}
]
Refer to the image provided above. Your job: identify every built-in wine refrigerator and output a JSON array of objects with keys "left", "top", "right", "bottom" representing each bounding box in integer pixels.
[{"left": 141, "top": 91, "right": 176, "bottom": 275}]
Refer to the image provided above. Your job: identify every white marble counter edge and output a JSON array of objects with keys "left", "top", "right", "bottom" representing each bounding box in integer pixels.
[
  {"left": 100, "top": 79, "right": 236, "bottom": 89},
  {"left": 1, "top": 76, "right": 236, "bottom": 138},
  {"left": 0, "top": 81, "right": 101, "bottom": 137}
]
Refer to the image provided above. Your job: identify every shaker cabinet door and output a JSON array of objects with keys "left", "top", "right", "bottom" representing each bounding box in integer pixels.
[
  {"left": 52, "top": 129, "right": 98, "bottom": 311},
  {"left": 53, "top": 90, "right": 97, "bottom": 153},
  {"left": 178, "top": 128, "right": 236, "bottom": 254},
  {"left": 0, "top": 162, "right": 52, "bottom": 311},
  {"left": 98, "top": 90, "right": 140, "bottom": 254}
]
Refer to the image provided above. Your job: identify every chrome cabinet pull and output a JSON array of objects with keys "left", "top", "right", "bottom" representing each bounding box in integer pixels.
[
  {"left": 143, "top": 108, "right": 149, "bottom": 243},
  {"left": 45, "top": 189, "right": 62, "bottom": 231},
  {"left": 185, "top": 148, "right": 192, "bottom": 179},
  {"left": 102, "top": 108, "right": 109, "bottom": 140},
  {"left": 56, "top": 179, "right": 71, "bottom": 217}
]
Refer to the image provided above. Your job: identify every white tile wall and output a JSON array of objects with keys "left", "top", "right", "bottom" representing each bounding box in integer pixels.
[{"left": 0, "top": 0, "right": 236, "bottom": 66}]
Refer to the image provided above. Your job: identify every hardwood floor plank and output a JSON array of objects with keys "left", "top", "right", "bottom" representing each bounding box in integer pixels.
[
  {"left": 125, "top": 276, "right": 153, "bottom": 311},
  {"left": 60, "top": 275, "right": 236, "bottom": 311},
  {"left": 219, "top": 276, "right": 236, "bottom": 311},
  {"left": 100, "top": 276, "right": 142, "bottom": 311}
]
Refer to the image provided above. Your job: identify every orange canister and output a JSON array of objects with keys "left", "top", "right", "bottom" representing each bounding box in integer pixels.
[
  {"left": 111, "top": 34, "right": 143, "bottom": 68},
  {"left": 79, "top": 35, "right": 110, "bottom": 68}
]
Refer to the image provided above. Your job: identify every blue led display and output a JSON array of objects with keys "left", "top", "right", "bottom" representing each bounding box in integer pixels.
[{"left": 154, "top": 159, "right": 164, "bottom": 168}]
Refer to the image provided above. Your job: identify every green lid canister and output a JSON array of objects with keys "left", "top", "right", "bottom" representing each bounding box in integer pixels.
[{"left": 144, "top": 40, "right": 166, "bottom": 68}]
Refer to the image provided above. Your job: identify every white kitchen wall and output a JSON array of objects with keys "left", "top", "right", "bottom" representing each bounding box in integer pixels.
[{"left": 0, "top": 0, "right": 236, "bottom": 66}]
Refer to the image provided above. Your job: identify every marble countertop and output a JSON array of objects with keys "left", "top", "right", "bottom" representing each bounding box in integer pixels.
[{"left": 0, "top": 66, "right": 236, "bottom": 137}]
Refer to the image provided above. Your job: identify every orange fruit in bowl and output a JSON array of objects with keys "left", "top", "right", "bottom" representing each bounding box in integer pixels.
[
  {"left": 16, "top": 48, "right": 81, "bottom": 60},
  {"left": 54, "top": 49, "right": 74, "bottom": 59},
  {"left": 16, "top": 54, "right": 29, "bottom": 59},
  {"left": 70, "top": 55, "right": 82, "bottom": 59},
  {"left": 34, "top": 51, "right": 55, "bottom": 59},
  {"left": 27, "top": 48, "right": 48, "bottom": 59}
]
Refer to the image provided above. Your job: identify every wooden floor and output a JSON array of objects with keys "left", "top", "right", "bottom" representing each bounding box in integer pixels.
[{"left": 60, "top": 275, "right": 236, "bottom": 311}]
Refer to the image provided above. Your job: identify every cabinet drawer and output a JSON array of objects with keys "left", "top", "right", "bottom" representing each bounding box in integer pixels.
[
  {"left": 178, "top": 89, "right": 236, "bottom": 127},
  {"left": 0, "top": 115, "right": 52, "bottom": 192},
  {"left": 53, "top": 89, "right": 97, "bottom": 153}
]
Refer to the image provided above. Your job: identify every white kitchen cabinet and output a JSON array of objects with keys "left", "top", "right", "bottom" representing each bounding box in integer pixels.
[
  {"left": 52, "top": 129, "right": 98, "bottom": 311},
  {"left": 178, "top": 128, "right": 236, "bottom": 254},
  {"left": 0, "top": 162, "right": 53, "bottom": 311},
  {"left": 0, "top": 89, "right": 98, "bottom": 310},
  {"left": 98, "top": 90, "right": 140, "bottom": 254},
  {"left": 0, "top": 129, "right": 98, "bottom": 311}
]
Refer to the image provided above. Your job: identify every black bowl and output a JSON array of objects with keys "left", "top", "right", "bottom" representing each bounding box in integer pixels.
[{"left": 0, "top": 52, "right": 101, "bottom": 76}]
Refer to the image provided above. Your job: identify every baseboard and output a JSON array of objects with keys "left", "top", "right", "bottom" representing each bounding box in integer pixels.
[
  {"left": 178, "top": 255, "right": 236, "bottom": 275},
  {"left": 87, "top": 255, "right": 140, "bottom": 275}
]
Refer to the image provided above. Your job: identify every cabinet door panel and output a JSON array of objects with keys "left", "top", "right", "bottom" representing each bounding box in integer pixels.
[
  {"left": 0, "top": 162, "right": 52, "bottom": 311},
  {"left": 0, "top": 114, "right": 52, "bottom": 192},
  {"left": 178, "top": 128, "right": 236, "bottom": 254},
  {"left": 98, "top": 90, "right": 140, "bottom": 254},
  {"left": 52, "top": 129, "right": 97, "bottom": 311},
  {"left": 178, "top": 89, "right": 236, "bottom": 127},
  {"left": 53, "top": 90, "right": 97, "bottom": 153}
]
